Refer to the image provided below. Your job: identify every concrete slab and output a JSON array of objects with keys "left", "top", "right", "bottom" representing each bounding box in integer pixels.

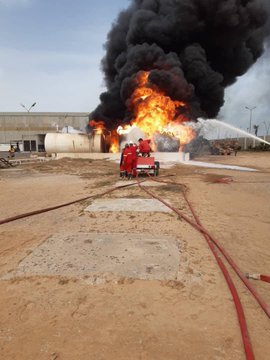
[
  {"left": 84, "top": 198, "right": 172, "bottom": 213},
  {"left": 7, "top": 233, "right": 179, "bottom": 280}
]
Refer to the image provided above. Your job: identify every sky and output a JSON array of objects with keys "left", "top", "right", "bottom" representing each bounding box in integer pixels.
[
  {"left": 0, "top": 0, "right": 269, "bottom": 136},
  {"left": 219, "top": 45, "right": 270, "bottom": 137},
  {"left": 0, "top": 0, "right": 129, "bottom": 113}
]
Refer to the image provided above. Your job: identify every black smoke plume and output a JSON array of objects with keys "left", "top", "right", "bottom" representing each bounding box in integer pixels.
[{"left": 91, "top": 0, "right": 268, "bottom": 129}]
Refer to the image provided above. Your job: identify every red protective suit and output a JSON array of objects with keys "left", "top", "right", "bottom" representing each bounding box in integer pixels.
[
  {"left": 138, "top": 139, "right": 151, "bottom": 155},
  {"left": 120, "top": 148, "right": 126, "bottom": 176},
  {"left": 129, "top": 144, "right": 138, "bottom": 177},
  {"left": 123, "top": 146, "right": 133, "bottom": 177}
]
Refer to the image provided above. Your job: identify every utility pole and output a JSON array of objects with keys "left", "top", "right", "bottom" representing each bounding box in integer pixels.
[{"left": 245, "top": 106, "right": 256, "bottom": 134}]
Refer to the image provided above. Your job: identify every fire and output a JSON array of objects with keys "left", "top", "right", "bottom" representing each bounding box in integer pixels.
[
  {"left": 109, "top": 130, "right": 119, "bottom": 153},
  {"left": 128, "top": 71, "right": 195, "bottom": 149},
  {"left": 160, "top": 123, "right": 195, "bottom": 146},
  {"left": 90, "top": 71, "right": 196, "bottom": 152},
  {"left": 109, "top": 142, "right": 119, "bottom": 153},
  {"left": 89, "top": 120, "right": 105, "bottom": 135},
  {"left": 89, "top": 119, "right": 119, "bottom": 153}
]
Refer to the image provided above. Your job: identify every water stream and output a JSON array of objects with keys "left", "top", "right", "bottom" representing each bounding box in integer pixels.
[{"left": 197, "top": 118, "right": 270, "bottom": 146}]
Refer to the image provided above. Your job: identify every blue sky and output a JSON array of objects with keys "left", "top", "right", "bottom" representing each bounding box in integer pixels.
[
  {"left": 0, "top": 0, "right": 129, "bottom": 112},
  {"left": 0, "top": 0, "right": 269, "bottom": 135}
]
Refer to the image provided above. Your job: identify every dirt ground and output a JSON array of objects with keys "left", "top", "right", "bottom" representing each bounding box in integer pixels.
[{"left": 0, "top": 152, "right": 269, "bottom": 360}]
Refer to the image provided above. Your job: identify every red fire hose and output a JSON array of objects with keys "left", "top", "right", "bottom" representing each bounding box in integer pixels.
[
  {"left": 0, "top": 174, "right": 176, "bottom": 226},
  {"left": 246, "top": 274, "right": 270, "bottom": 284},
  {"left": 0, "top": 181, "right": 143, "bottom": 226},
  {"left": 1, "top": 171, "right": 268, "bottom": 360},
  {"left": 137, "top": 178, "right": 255, "bottom": 360},
  {"left": 260, "top": 275, "right": 270, "bottom": 283},
  {"left": 147, "top": 177, "right": 270, "bottom": 319}
]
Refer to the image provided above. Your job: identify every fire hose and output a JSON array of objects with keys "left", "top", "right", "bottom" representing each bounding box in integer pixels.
[
  {"left": 0, "top": 174, "right": 176, "bottom": 226},
  {"left": 145, "top": 176, "right": 270, "bottom": 318},
  {"left": 0, "top": 181, "right": 143, "bottom": 226},
  {"left": 138, "top": 175, "right": 270, "bottom": 360},
  {"left": 246, "top": 274, "right": 270, "bottom": 284},
  {"left": 0, "top": 173, "right": 269, "bottom": 359},
  {"left": 137, "top": 178, "right": 254, "bottom": 360}
]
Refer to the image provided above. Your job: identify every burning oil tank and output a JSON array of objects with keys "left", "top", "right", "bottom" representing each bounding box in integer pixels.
[
  {"left": 119, "top": 130, "right": 181, "bottom": 152},
  {"left": 44, "top": 133, "right": 107, "bottom": 154}
]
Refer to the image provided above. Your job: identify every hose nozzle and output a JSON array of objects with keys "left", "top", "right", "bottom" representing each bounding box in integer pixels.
[{"left": 245, "top": 273, "right": 260, "bottom": 280}]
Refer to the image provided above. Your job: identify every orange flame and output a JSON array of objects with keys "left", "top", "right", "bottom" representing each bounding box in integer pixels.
[
  {"left": 89, "top": 120, "right": 105, "bottom": 135},
  {"left": 128, "top": 71, "right": 195, "bottom": 150},
  {"left": 89, "top": 119, "right": 119, "bottom": 153},
  {"left": 91, "top": 71, "right": 195, "bottom": 152},
  {"left": 109, "top": 130, "right": 119, "bottom": 153}
]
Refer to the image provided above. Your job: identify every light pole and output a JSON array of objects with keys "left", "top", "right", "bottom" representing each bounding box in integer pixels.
[
  {"left": 20, "top": 102, "right": 37, "bottom": 152},
  {"left": 65, "top": 113, "right": 68, "bottom": 133},
  {"left": 245, "top": 106, "right": 256, "bottom": 134},
  {"left": 20, "top": 102, "right": 36, "bottom": 112},
  {"left": 263, "top": 121, "right": 270, "bottom": 136},
  {"left": 21, "top": 103, "right": 37, "bottom": 112}
]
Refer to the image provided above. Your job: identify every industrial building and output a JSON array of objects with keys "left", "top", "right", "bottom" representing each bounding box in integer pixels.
[
  {"left": 0, "top": 112, "right": 89, "bottom": 152},
  {"left": 0, "top": 112, "right": 269, "bottom": 154}
]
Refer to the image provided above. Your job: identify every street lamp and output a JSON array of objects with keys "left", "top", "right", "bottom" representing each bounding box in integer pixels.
[
  {"left": 245, "top": 106, "right": 256, "bottom": 133},
  {"left": 20, "top": 102, "right": 37, "bottom": 152},
  {"left": 20, "top": 102, "right": 36, "bottom": 112}
]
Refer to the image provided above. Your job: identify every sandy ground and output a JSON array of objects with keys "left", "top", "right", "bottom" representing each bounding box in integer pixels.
[{"left": 0, "top": 152, "right": 269, "bottom": 360}]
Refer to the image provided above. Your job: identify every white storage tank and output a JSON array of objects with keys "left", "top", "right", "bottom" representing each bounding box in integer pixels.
[{"left": 45, "top": 133, "right": 105, "bottom": 154}]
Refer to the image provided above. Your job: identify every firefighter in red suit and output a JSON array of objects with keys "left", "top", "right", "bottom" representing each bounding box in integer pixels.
[
  {"left": 123, "top": 143, "right": 133, "bottom": 180},
  {"left": 120, "top": 145, "right": 127, "bottom": 178},
  {"left": 120, "top": 144, "right": 132, "bottom": 179},
  {"left": 138, "top": 138, "right": 152, "bottom": 157},
  {"left": 129, "top": 141, "right": 138, "bottom": 178}
]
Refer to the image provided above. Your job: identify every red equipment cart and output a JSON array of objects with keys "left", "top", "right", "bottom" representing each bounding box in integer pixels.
[{"left": 136, "top": 156, "right": 160, "bottom": 176}]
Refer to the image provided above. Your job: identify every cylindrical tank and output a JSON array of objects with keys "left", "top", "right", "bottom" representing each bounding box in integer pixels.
[{"left": 45, "top": 133, "right": 105, "bottom": 154}]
